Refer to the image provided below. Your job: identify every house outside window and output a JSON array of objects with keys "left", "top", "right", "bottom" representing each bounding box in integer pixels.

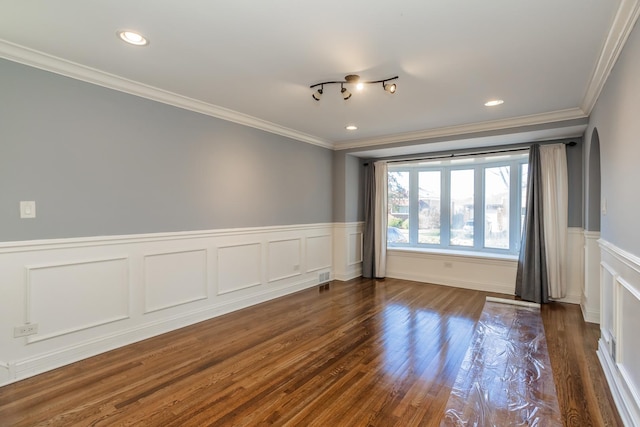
[{"left": 387, "top": 152, "right": 528, "bottom": 256}]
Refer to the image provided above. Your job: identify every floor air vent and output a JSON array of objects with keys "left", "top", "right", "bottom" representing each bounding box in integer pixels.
[{"left": 318, "top": 271, "right": 330, "bottom": 284}]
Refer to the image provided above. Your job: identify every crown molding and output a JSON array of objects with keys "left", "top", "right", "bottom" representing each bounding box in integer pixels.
[
  {"left": 335, "top": 107, "right": 588, "bottom": 150},
  {"left": 4, "top": 0, "right": 638, "bottom": 155},
  {"left": 0, "top": 39, "right": 334, "bottom": 150},
  {"left": 581, "top": 0, "right": 640, "bottom": 114}
]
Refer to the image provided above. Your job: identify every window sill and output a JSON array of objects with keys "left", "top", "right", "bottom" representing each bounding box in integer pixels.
[{"left": 387, "top": 246, "right": 519, "bottom": 263}]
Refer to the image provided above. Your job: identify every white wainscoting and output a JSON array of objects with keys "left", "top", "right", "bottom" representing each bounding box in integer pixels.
[
  {"left": 0, "top": 223, "right": 336, "bottom": 386},
  {"left": 386, "top": 227, "right": 584, "bottom": 303},
  {"left": 583, "top": 231, "right": 601, "bottom": 323},
  {"left": 26, "top": 256, "right": 130, "bottom": 344},
  {"left": 306, "top": 234, "right": 332, "bottom": 273},
  {"left": 144, "top": 249, "right": 208, "bottom": 313},
  {"left": 333, "top": 222, "right": 364, "bottom": 281},
  {"left": 598, "top": 239, "right": 640, "bottom": 426},
  {"left": 386, "top": 249, "right": 518, "bottom": 295}
]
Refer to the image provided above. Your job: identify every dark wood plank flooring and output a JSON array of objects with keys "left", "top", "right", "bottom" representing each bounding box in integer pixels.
[{"left": 0, "top": 278, "right": 622, "bottom": 426}]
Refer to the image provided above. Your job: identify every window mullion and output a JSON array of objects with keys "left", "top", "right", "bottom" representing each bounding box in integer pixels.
[
  {"left": 409, "top": 169, "right": 419, "bottom": 245},
  {"left": 441, "top": 168, "right": 450, "bottom": 248},
  {"left": 475, "top": 166, "right": 484, "bottom": 251}
]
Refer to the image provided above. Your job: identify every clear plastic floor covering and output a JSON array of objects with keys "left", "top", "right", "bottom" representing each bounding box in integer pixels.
[{"left": 440, "top": 301, "right": 562, "bottom": 426}]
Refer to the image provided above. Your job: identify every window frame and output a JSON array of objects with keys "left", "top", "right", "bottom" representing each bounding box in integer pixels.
[{"left": 388, "top": 153, "right": 528, "bottom": 256}]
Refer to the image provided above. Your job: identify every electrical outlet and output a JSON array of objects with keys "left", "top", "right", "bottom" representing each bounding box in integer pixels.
[{"left": 14, "top": 323, "right": 38, "bottom": 338}]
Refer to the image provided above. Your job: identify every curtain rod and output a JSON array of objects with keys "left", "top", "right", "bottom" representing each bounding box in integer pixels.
[{"left": 363, "top": 140, "right": 577, "bottom": 166}]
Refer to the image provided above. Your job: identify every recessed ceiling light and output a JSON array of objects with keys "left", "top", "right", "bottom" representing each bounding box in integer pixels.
[
  {"left": 356, "top": 83, "right": 364, "bottom": 91},
  {"left": 117, "top": 30, "right": 149, "bottom": 46},
  {"left": 346, "top": 125, "right": 358, "bottom": 131},
  {"left": 484, "top": 99, "right": 504, "bottom": 107}
]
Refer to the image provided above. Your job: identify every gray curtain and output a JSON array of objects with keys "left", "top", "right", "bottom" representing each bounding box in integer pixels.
[
  {"left": 515, "top": 144, "right": 549, "bottom": 303},
  {"left": 362, "top": 163, "right": 375, "bottom": 278}
]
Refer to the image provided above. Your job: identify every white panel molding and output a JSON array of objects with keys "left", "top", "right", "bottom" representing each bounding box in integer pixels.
[
  {"left": 0, "top": 223, "right": 334, "bottom": 386},
  {"left": 583, "top": 231, "right": 601, "bottom": 323},
  {"left": 305, "top": 234, "right": 332, "bottom": 273},
  {"left": 617, "top": 275, "right": 640, "bottom": 301},
  {"left": 216, "top": 242, "right": 262, "bottom": 295},
  {"left": 600, "top": 239, "right": 640, "bottom": 275},
  {"left": 581, "top": 0, "right": 640, "bottom": 114},
  {"left": 348, "top": 232, "right": 364, "bottom": 266},
  {"left": 386, "top": 249, "right": 518, "bottom": 296},
  {"left": 333, "top": 222, "right": 364, "bottom": 281},
  {"left": 25, "top": 256, "right": 130, "bottom": 344},
  {"left": 617, "top": 276, "right": 640, "bottom": 403},
  {"left": 0, "top": 361, "right": 10, "bottom": 385},
  {"left": 267, "top": 238, "right": 302, "bottom": 282},
  {"left": 143, "top": 249, "right": 208, "bottom": 313},
  {"left": 598, "top": 340, "right": 640, "bottom": 427},
  {"left": 600, "top": 261, "right": 617, "bottom": 346},
  {"left": 0, "top": 223, "right": 335, "bottom": 253},
  {"left": 8, "top": 276, "right": 319, "bottom": 386},
  {"left": 598, "top": 238, "right": 640, "bottom": 426},
  {"left": 0, "top": 40, "right": 333, "bottom": 150}
]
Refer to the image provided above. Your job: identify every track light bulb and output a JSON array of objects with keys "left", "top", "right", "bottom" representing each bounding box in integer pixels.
[
  {"left": 312, "top": 87, "right": 323, "bottom": 101},
  {"left": 341, "top": 85, "right": 352, "bottom": 100},
  {"left": 384, "top": 82, "right": 397, "bottom": 94}
]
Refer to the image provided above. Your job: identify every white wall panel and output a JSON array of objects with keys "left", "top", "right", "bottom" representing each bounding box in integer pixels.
[
  {"left": 333, "top": 223, "right": 363, "bottom": 281},
  {"left": 600, "top": 262, "right": 616, "bottom": 345},
  {"left": 348, "top": 232, "right": 363, "bottom": 266},
  {"left": 387, "top": 249, "right": 517, "bottom": 295},
  {"left": 0, "top": 223, "right": 335, "bottom": 386},
  {"left": 217, "top": 243, "right": 262, "bottom": 294},
  {"left": 618, "top": 279, "right": 640, "bottom": 402},
  {"left": 599, "top": 239, "right": 640, "bottom": 426},
  {"left": 26, "top": 257, "right": 129, "bottom": 343},
  {"left": 582, "top": 231, "right": 601, "bottom": 323},
  {"left": 144, "top": 249, "right": 207, "bottom": 313},
  {"left": 268, "top": 238, "right": 301, "bottom": 282},
  {"left": 0, "top": 362, "right": 10, "bottom": 385},
  {"left": 306, "top": 234, "right": 331, "bottom": 272}
]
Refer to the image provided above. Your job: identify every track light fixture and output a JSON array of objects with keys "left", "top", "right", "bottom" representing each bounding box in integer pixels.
[
  {"left": 312, "top": 85, "right": 323, "bottom": 101},
  {"left": 310, "top": 74, "right": 398, "bottom": 101},
  {"left": 341, "top": 84, "right": 352, "bottom": 100},
  {"left": 384, "top": 82, "right": 397, "bottom": 94}
]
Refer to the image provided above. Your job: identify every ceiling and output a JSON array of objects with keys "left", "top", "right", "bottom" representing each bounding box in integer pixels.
[{"left": 0, "top": 1, "right": 636, "bottom": 154}]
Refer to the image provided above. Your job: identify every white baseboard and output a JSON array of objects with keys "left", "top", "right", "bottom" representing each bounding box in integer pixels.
[
  {"left": 581, "top": 300, "right": 600, "bottom": 323},
  {"left": 598, "top": 238, "right": 640, "bottom": 426},
  {"left": 598, "top": 340, "right": 640, "bottom": 426}
]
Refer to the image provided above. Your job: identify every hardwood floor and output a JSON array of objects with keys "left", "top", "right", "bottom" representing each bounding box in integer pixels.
[{"left": 0, "top": 278, "right": 622, "bottom": 426}]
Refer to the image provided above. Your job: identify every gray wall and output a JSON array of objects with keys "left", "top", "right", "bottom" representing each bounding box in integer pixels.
[
  {"left": 566, "top": 141, "right": 584, "bottom": 228},
  {"left": 585, "top": 19, "right": 640, "bottom": 254},
  {"left": 585, "top": 129, "right": 601, "bottom": 231},
  {"left": 332, "top": 151, "right": 364, "bottom": 223},
  {"left": 0, "top": 59, "right": 333, "bottom": 242}
]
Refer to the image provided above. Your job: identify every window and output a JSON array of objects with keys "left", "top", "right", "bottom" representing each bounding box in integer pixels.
[{"left": 387, "top": 152, "right": 528, "bottom": 255}]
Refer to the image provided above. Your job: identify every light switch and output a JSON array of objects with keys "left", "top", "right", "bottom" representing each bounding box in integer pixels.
[{"left": 20, "top": 201, "right": 36, "bottom": 219}]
